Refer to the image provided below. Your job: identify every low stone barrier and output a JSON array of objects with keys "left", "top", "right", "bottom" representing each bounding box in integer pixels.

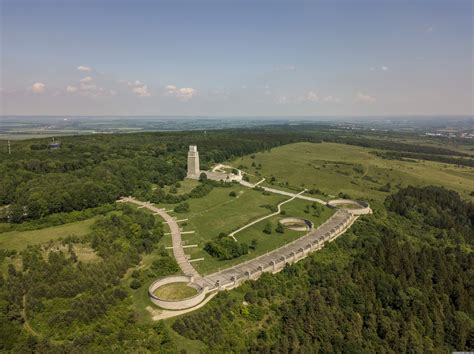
[
  {"left": 148, "top": 275, "right": 208, "bottom": 310},
  {"left": 327, "top": 199, "right": 371, "bottom": 215},
  {"left": 279, "top": 217, "right": 313, "bottom": 231}
]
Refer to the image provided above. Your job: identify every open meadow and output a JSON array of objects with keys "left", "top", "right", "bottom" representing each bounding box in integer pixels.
[
  {"left": 0, "top": 217, "right": 97, "bottom": 251},
  {"left": 231, "top": 142, "right": 474, "bottom": 203}
]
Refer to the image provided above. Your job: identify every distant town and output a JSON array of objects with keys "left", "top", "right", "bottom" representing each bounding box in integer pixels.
[{"left": 1, "top": 115, "right": 472, "bottom": 141}]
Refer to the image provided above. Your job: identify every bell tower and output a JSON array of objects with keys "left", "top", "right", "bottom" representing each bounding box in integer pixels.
[{"left": 187, "top": 145, "right": 200, "bottom": 178}]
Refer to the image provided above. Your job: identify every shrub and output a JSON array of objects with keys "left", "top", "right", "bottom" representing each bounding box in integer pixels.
[
  {"left": 204, "top": 237, "right": 249, "bottom": 260},
  {"left": 130, "top": 279, "right": 142, "bottom": 289},
  {"left": 169, "top": 186, "right": 178, "bottom": 194},
  {"left": 275, "top": 223, "right": 284, "bottom": 233},
  {"left": 174, "top": 202, "right": 190, "bottom": 213},
  {"left": 263, "top": 222, "right": 272, "bottom": 234},
  {"left": 260, "top": 204, "right": 277, "bottom": 212}
]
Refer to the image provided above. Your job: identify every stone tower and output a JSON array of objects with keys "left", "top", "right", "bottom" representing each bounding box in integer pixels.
[{"left": 187, "top": 145, "right": 200, "bottom": 178}]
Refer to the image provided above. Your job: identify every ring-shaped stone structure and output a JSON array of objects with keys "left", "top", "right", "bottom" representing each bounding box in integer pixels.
[
  {"left": 327, "top": 199, "right": 371, "bottom": 215},
  {"left": 149, "top": 275, "right": 208, "bottom": 310},
  {"left": 279, "top": 217, "right": 314, "bottom": 231}
]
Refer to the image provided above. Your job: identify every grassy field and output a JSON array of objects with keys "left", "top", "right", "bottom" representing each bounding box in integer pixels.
[
  {"left": 150, "top": 184, "right": 293, "bottom": 274},
  {"left": 0, "top": 217, "right": 98, "bottom": 251},
  {"left": 153, "top": 184, "right": 285, "bottom": 242},
  {"left": 151, "top": 190, "right": 335, "bottom": 275},
  {"left": 162, "top": 178, "right": 200, "bottom": 195},
  {"left": 230, "top": 142, "right": 474, "bottom": 202},
  {"left": 153, "top": 283, "right": 198, "bottom": 300}
]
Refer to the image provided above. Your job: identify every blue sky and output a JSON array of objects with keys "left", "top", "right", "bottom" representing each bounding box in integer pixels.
[{"left": 1, "top": 0, "right": 472, "bottom": 116}]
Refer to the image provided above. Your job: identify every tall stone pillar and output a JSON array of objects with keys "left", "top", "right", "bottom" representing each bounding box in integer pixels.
[{"left": 187, "top": 145, "right": 200, "bottom": 178}]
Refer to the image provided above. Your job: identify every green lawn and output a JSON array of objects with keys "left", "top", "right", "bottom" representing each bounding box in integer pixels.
[
  {"left": 230, "top": 142, "right": 474, "bottom": 202},
  {"left": 153, "top": 283, "right": 197, "bottom": 300},
  {"left": 153, "top": 184, "right": 285, "bottom": 245},
  {"left": 0, "top": 217, "right": 98, "bottom": 251},
  {"left": 163, "top": 178, "right": 200, "bottom": 195},
  {"left": 172, "top": 197, "right": 334, "bottom": 275}
]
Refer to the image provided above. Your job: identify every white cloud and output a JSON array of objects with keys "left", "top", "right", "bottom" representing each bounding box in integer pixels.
[
  {"left": 165, "top": 85, "right": 196, "bottom": 100},
  {"left": 322, "top": 95, "right": 341, "bottom": 103},
  {"left": 77, "top": 65, "right": 92, "bottom": 72},
  {"left": 356, "top": 92, "right": 376, "bottom": 103},
  {"left": 79, "top": 83, "right": 105, "bottom": 97},
  {"left": 31, "top": 82, "right": 45, "bottom": 94},
  {"left": 80, "top": 83, "right": 97, "bottom": 91},
  {"left": 370, "top": 66, "right": 388, "bottom": 72},
  {"left": 66, "top": 85, "right": 78, "bottom": 93},
  {"left": 305, "top": 91, "right": 319, "bottom": 102},
  {"left": 80, "top": 76, "right": 93, "bottom": 83},
  {"left": 278, "top": 91, "right": 339, "bottom": 104},
  {"left": 426, "top": 26, "right": 434, "bottom": 33},
  {"left": 126, "top": 80, "right": 151, "bottom": 97},
  {"left": 132, "top": 85, "right": 151, "bottom": 97},
  {"left": 277, "top": 91, "right": 341, "bottom": 104},
  {"left": 277, "top": 96, "right": 290, "bottom": 104}
]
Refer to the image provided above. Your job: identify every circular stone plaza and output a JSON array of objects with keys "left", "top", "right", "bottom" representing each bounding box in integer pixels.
[{"left": 120, "top": 146, "right": 372, "bottom": 317}]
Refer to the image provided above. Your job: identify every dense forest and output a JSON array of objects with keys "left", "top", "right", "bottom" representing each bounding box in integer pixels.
[
  {"left": 0, "top": 205, "right": 179, "bottom": 352},
  {"left": 172, "top": 186, "right": 473, "bottom": 352},
  {"left": 0, "top": 129, "right": 321, "bottom": 223},
  {"left": 0, "top": 183, "right": 472, "bottom": 351},
  {"left": 0, "top": 126, "right": 473, "bottom": 352}
]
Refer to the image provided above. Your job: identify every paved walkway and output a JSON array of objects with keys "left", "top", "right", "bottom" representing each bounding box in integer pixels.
[
  {"left": 240, "top": 180, "right": 326, "bottom": 204},
  {"left": 119, "top": 197, "right": 200, "bottom": 278}
]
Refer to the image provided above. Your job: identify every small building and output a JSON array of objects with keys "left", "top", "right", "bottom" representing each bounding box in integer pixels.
[{"left": 48, "top": 138, "right": 61, "bottom": 150}]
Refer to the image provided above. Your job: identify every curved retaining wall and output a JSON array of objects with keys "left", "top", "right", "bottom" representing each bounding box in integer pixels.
[
  {"left": 148, "top": 276, "right": 208, "bottom": 310},
  {"left": 279, "top": 217, "right": 313, "bottom": 231},
  {"left": 327, "top": 199, "right": 371, "bottom": 215},
  {"left": 196, "top": 210, "right": 356, "bottom": 293}
]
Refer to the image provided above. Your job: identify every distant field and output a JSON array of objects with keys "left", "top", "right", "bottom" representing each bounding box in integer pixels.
[
  {"left": 230, "top": 142, "right": 474, "bottom": 202},
  {"left": 0, "top": 217, "right": 97, "bottom": 251}
]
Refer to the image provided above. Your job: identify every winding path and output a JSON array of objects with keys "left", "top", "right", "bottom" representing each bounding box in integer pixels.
[
  {"left": 118, "top": 197, "right": 200, "bottom": 278},
  {"left": 228, "top": 189, "right": 307, "bottom": 240},
  {"left": 240, "top": 180, "right": 326, "bottom": 204},
  {"left": 22, "top": 294, "right": 42, "bottom": 338}
]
